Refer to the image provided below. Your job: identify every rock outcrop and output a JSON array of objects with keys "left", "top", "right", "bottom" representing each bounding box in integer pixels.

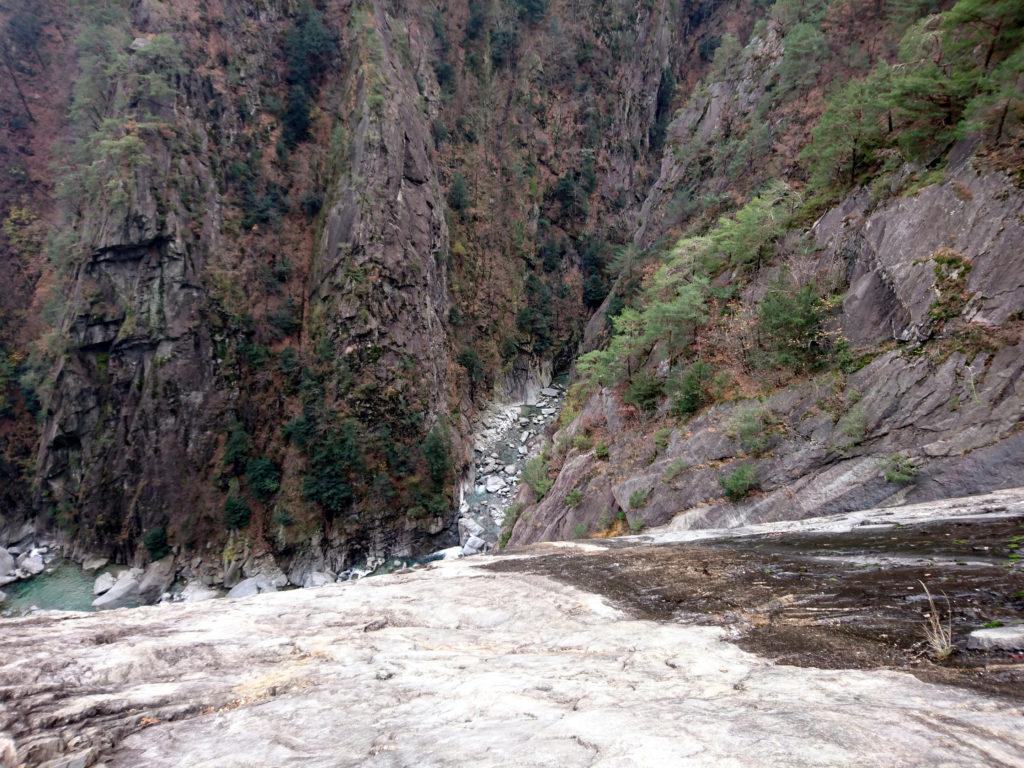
[{"left": 2, "top": 490, "right": 1023, "bottom": 768}]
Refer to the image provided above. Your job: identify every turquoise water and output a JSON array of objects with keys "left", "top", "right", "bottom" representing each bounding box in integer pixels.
[{"left": 2, "top": 560, "right": 99, "bottom": 616}]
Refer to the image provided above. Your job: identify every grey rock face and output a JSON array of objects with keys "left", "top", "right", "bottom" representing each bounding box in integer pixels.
[
  {"left": 138, "top": 557, "right": 176, "bottom": 604},
  {"left": 967, "top": 626, "right": 1024, "bottom": 652},
  {"left": 0, "top": 549, "right": 13, "bottom": 577},
  {"left": 303, "top": 572, "right": 334, "bottom": 589},
  {"left": 819, "top": 157, "right": 1024, "bottom": 344},
  {"left": 16, "top": 552, "right": 43, "bottom": 576}
]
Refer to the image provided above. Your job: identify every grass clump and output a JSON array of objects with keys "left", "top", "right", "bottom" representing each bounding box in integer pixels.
[
  {"left": 728, "top": 404, "right": 779, "bottom": 457},
  {"left": 662, "top": 458, "right": 688, "bottom": 483},
  {"left": 919, "top": 580, "right": 954, "bottom": 661},
  {"left": 594, "top": 441, "right": 609, "bottom": 460},
  {"left": 720, "top": 464, "right": 759, "bottom": 501},
  {"left": 565, "top": 489, "right": 583, "bottom": 508},
  {"left": 523, "top": 454, "right": 553, "bottom": 499},
  {"left": 628, "top": 488, "right": 650, "bottom": 510},
  {"left": 882, "top": 453, "right": 917, "bottom": 485}
]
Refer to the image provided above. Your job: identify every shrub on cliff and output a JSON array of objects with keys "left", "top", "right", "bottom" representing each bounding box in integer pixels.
[
  {"left": 523, "top": 454, "right": 553, "bottom": 499},
  {"left": 245, "top": 457, "right": 281, "bottom": 501},
  {"left": 223, "top": 496, "right": 252, "bottom": 529},
  {"left": 720, "top": 465, "right": 759, "bottom": 501},
  {"left": 142, "top": 527, "right": 170, "bottom": 560}
]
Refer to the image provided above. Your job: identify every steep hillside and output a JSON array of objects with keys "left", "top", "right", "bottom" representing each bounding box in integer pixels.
[{"left": 505, "top": 0, "right": 1024, "bottom": 545}]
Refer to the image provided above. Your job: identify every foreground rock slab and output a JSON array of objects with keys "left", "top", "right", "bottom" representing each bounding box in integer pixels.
[{"left": 1, "top": 557, "right": 1022, "bottom": 767}]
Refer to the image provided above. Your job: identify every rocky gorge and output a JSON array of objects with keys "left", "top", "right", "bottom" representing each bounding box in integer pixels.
[{"left": 2, "top": 0, "right": 1024, "bottom": 764}]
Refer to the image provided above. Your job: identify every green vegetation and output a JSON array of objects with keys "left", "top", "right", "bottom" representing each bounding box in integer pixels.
[
  {"left": 448, "top": 173, "right": 470, "bottom": 213},
  {"left": 728, "top": 404, "right": 779, "bottom": 457},
  {"left": 653, "top": 427, "right": 672, "bottom": 453},
  {"left": 802, "top": 0, "right": 1024, "bottom": 203},
  {"left": 422, "top": 424, "right": 453, "bottom": 487},
  {"left": 720, "top": 465, "right": 759, "bottom": 501},
  {"left": 499, "top": 502, "right": 524, "bottom": 549},
  {"left": 757, "top": 275, "right": 825, "bottom": 370},
  {"left": 928, "top": 250, "right": 972, "bottom": 325},
  {"left": 572, "top": 433, "right": 593, "bottom": 452},
  {"left": 628, "top": 488, "right": 650, "bottom": 510},
  {"left": 662, "top": 458, "right": 688, "bottom": 483},
  {"left": 883, "top": 453, "right": 918, "bottom": 484},
  {"left": 302, "top": 418, "right": 363, "bottom": 518},
  {"left": 523, "top": 453, "right": 553, "bottom": 499},
  {"left": 245, "top": 457, "right": 281, "bottom": 501},
  {"left": 628, "top": 516, "right": 646, "bottom": 534},
  {"left": 594, "top": 441, "right": 610, "bottom": 460},
  {"left": 578, "top": 184, "right": 794, "bottom": 398},
  {"left": 671, "top": 360, "right": 715, "bottom": 418},
  {"left": 222, "top": 423, "right": 251, "bottom": 475},
  {"left": 624, "top": 372, "right": 664, "bottom": 414},
  {"left": 571, "top": 522, "right": 589, "bottom": 539},
  {"left": 282, "top": 3, "right": 337, "bottom": 147},
  {"left": 142, "top": 527, "right": 170, "bottom": 560},
  {"left": 565, "top": 488, "right": 583, "bottom": 507},
  {"left": 223, "top": 496, "right": 252, "bottom": 529}
]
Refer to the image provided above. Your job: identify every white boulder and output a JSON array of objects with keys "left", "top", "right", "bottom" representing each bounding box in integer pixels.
[
  {"left": 179, "top": 582, "right": 219, "bottom": 603},
  {"left": 228, "top": 576, "right": 278, "bottom": 599},
  {"left": 967, "top": 626, "right": 1024, "bottom": 651},
  {"left": 93, "top": 569, "right": 143, "bottom": 610},
  {"left": 17, "top": 552, "right": 44, "bottom": 576},
  {"left": 93, "top": 572, "right": 116, "bottom": 596}
]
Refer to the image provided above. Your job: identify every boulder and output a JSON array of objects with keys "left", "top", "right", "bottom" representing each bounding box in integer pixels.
[
  {"left": 461, "top": 535, "right": 487, "bottom": 557},
  {"left": 458, "top": 517, "right": 484, "bottom": 544},
  {"left": 967, "top": 626, "right": 1024, "bottom": 652},
  {"left": 303, "top": 572, "right": 334, "bottom": 588},
  {"left": 138, "top": 556, "right": 176, "bottom": 604},
  {"left": 17, "top": 552, "right": 44, "bottom": 576},
  {"left": 541, "top": 387, "right": 559, "bottom": 397},
  {"left": 485, "top": 476, "right": 507, "bottom": 493},
  {"left": 92, "top": 569, "right": 142, "bottom": 610},
  {"left": 93, "top": 572, "right": 116, "bottom": 596},
  {"left": 227, "top": 576, "right": 277, "bottom": 599},
  {"left": 82, "top": 556, "right": 109, "bottom": 573},
  {"left": 0, "top": 548, "right": 13, "bottom": 576},
  {"left": 178, "top": 582, "right": 219, "bottom": 603}
]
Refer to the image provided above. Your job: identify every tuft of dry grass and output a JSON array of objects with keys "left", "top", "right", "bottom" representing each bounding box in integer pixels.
[{"left": 919, "top": 580, "right": 954, "bottom": 661}]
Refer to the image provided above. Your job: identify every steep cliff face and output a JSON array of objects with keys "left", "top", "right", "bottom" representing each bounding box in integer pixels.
[{"left": 0, "top": 0, "right": 745, "bottom": 575}]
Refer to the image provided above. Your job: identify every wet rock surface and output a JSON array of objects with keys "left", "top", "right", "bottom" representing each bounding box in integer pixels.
[
  {"left": 1, "top": 492, "right": 1023, "bottom": 767},
  {"left": 497, "top": 489, "right": 1024, "bottom": 700}
]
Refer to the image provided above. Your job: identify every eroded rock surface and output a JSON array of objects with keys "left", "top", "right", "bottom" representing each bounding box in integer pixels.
[{"left": 3, "top": 492, "right": 1024, "bottom": 768}]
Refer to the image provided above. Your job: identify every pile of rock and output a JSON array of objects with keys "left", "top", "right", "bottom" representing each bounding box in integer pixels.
[
  {"left": 456, "top": 384, "right": 565, "bottom": 555},
  {"left": 0, "top": 543, "right": 54, "bottom": 589}
]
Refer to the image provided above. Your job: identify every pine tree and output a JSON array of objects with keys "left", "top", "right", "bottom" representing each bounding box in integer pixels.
[
  {"left": 942, "top": 0, "right": 1024, "bottom": 73},
  {"left": 802, "top": 67, "right": 889, "bottom": 192},
  {"left": 961, "top": 47, "right": 1024, "bottom": 145}
]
